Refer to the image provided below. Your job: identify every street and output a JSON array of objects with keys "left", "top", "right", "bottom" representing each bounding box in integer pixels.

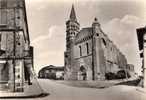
[{"left": 2, "top": 79, "right": 145, "bottom": 100}]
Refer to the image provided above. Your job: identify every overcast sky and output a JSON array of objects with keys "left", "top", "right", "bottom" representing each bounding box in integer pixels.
[{"left": 25, "top": 0, "right": 146, "bottom": 74}]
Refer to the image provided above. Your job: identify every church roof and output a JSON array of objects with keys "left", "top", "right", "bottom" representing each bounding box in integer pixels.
[
  {"left": 75, "top": 27, "right": 93, "bottom": 43},
  {"left": 70, "top": 4, "right": 77, "bottom": 21}
]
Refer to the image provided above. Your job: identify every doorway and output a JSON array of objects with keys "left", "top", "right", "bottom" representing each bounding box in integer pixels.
[{"left": 79, "top": 66, "right": 87, "bottom": 80}]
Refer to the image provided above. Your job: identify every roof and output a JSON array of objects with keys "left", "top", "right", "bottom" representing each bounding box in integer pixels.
[
  {"left": 23, "top": 0, "right": 30, "bottom": 44},
  {"left": 136, "top": 27, "right": 146, "bottom": 50},
  {"left": 39, "top": 65, "right": 64, "bottom": 72},
  {"left": 70, "top": 4, "right": 77, "bottom": 21},
  {"left": 75, "top": 27, "right": 92, "bottom": 43}
]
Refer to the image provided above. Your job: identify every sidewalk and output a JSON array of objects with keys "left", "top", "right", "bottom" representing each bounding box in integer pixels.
[
  {"left": 0, "top": 79, "right": 49, "bottom": 99},
  {"left": 56, "top": 78, "right": 140, "bottom": 89},
  {"left": 0, "top": 91, "right": 48, "bottom": 99}
]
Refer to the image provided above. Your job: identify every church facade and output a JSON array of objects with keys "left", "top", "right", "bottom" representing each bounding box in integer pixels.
[{"left": 64, "top": 5, "right": 128, "bottom": 80}]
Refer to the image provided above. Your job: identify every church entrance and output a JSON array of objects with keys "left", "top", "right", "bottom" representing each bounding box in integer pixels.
[{"left": 78, "top": 66, "right": 87, "bottom": 80}]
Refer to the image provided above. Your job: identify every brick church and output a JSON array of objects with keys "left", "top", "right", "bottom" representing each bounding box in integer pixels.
[{"left": 64, "top": 5, "right": 129, "bottom": 80}]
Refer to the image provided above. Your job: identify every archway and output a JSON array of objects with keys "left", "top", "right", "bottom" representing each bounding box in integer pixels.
[{"left": 79, "top": 66, "right": 87, "bottom": 80}]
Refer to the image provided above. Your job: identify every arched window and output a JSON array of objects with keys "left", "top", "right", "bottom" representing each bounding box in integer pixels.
[
  {"left": 79, "top": 45, "right": 82, "bottom": 56},
  {"left": 86, "top": 43, "right": 89, "bottom": 54}
]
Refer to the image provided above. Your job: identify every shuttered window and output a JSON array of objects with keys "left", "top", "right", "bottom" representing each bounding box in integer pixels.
[{"left": 0, "top": 0, "right": 7, "bottom": 26}]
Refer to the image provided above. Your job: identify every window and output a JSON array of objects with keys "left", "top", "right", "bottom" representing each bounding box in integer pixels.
[
  {"left": 86, "top": 43, "right": 89, "bottom": 54},
  {"left": 0, "top": 34, "right": 1, "bottom": 42},
  {"left": 79, "top": 45, "right": 82, "bottom": 56},
  {"left": 0, "top": 0, "right": 7, "bottom": 26},
  {"left": 1, "top": 0, "right": 7, "bottom": 8},
  {"left": 102, "top": 38, "right": 106, "bottom": 46}
]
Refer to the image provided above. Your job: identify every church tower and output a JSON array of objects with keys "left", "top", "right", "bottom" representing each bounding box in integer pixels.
[
  {"left": 64, "top": 5, "right": 80, "bottom": 80},
  {"left": 92, "top": 18, "right": 106, "bottom": 80},
  {"left": 66, "top": 4, "right": 80, "bottom": 50}
]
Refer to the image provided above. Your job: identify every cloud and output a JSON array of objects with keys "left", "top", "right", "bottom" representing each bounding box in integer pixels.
[
  {"left": 31, "top": 25, "right": 64, "bottom": 45},
  {"left": 30, "top": 25, "right": 65, "bottom": 73},
  {"left": 102, "top": 15, "right": 145, "bottom": 74},
  {"left": 25, "top": 0, "right": 146, "bottom": 75}
]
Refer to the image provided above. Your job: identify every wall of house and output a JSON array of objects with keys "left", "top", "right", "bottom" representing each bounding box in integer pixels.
[{"left": 0, "top": 0, "right": 32, "bottom": 92}]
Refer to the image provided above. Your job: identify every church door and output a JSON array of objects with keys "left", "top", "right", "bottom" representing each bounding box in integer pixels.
[{"left": 79, "top": 66, "right": 87, "bottom": 80}]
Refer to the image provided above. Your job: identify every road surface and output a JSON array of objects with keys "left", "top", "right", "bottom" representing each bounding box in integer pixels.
[{"left": 2, "top": 79, "right": 146, "bottom": 100}]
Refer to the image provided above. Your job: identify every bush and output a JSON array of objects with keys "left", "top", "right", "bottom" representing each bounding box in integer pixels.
[
  {"left": 105, "top": 70, "right": 131, "bottom": 80},
  {"left": 116, "top": 70, "right": 131, "bottom": 79}
]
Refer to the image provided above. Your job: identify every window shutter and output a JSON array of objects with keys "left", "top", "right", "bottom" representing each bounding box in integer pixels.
[
  {"left": 0, "top": 0, "right": 7, "bottom": 26},
  {"left": 1, "top": 9, "right": 7, "bottom": 25}
]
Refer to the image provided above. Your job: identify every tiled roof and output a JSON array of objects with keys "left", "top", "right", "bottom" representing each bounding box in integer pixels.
[{"left": 75, "top": 27, "right": 92, "bottom": 43}]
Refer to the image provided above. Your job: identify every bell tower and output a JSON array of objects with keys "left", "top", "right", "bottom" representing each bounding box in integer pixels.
[
  {"left": 64, "top": 5, "right": 80, "bottom": 80},
  {"left": 66, "top": 4, "right": 80, "bottom": 51}
]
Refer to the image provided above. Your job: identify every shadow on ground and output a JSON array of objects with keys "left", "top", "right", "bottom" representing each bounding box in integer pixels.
[
  {"left": 115, "top": 79, "right": 141, "bottom": 86},
  {"left": 56, "top": 78, "right": 141, "bottom": 89}
]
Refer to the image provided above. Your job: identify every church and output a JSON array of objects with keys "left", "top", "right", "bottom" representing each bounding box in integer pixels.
[{"left": 64, "top": 5, "right": 129, "bottom": 80}]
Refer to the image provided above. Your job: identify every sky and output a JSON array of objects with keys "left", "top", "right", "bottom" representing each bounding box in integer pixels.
[{"left": 25, "top": 0, "right": 146, "bottom": 74}]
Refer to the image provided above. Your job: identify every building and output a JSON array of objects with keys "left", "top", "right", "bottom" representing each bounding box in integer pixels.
[
  {"left": 38, "top": 65, "right": 64, "bottom": 80},
  {"left": 126, "top": 64, "right": 135, "bottom": 77},
  {"left": 0, "top": 0, "right": 33, "bottom": 92},
  {"left": 136, "top": 27, "right": 146, "bottom": 88},
  {"left": 64, "top": 5, "right": 129, "bottom": 80}
]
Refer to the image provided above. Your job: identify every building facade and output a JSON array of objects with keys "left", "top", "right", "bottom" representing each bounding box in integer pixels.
[
  {"left": 136, "top": 27, "right": 146, "bottom": 87},
  {"left": 64, "top": 5, "right": 128, "bottom": 80},
  {"left": 126, "top": 64, "right": 135, "bottom": 77},
  {"left": 0, "top": 0, "right": 33, "bottom": 92},
  {"left": 38, "top": 65, "right": 64, "bottom": 80}
]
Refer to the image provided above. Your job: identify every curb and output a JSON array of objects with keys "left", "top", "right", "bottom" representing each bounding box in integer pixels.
[{"left": 136, "top": 88, "right": 146, "bottom": 94}]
